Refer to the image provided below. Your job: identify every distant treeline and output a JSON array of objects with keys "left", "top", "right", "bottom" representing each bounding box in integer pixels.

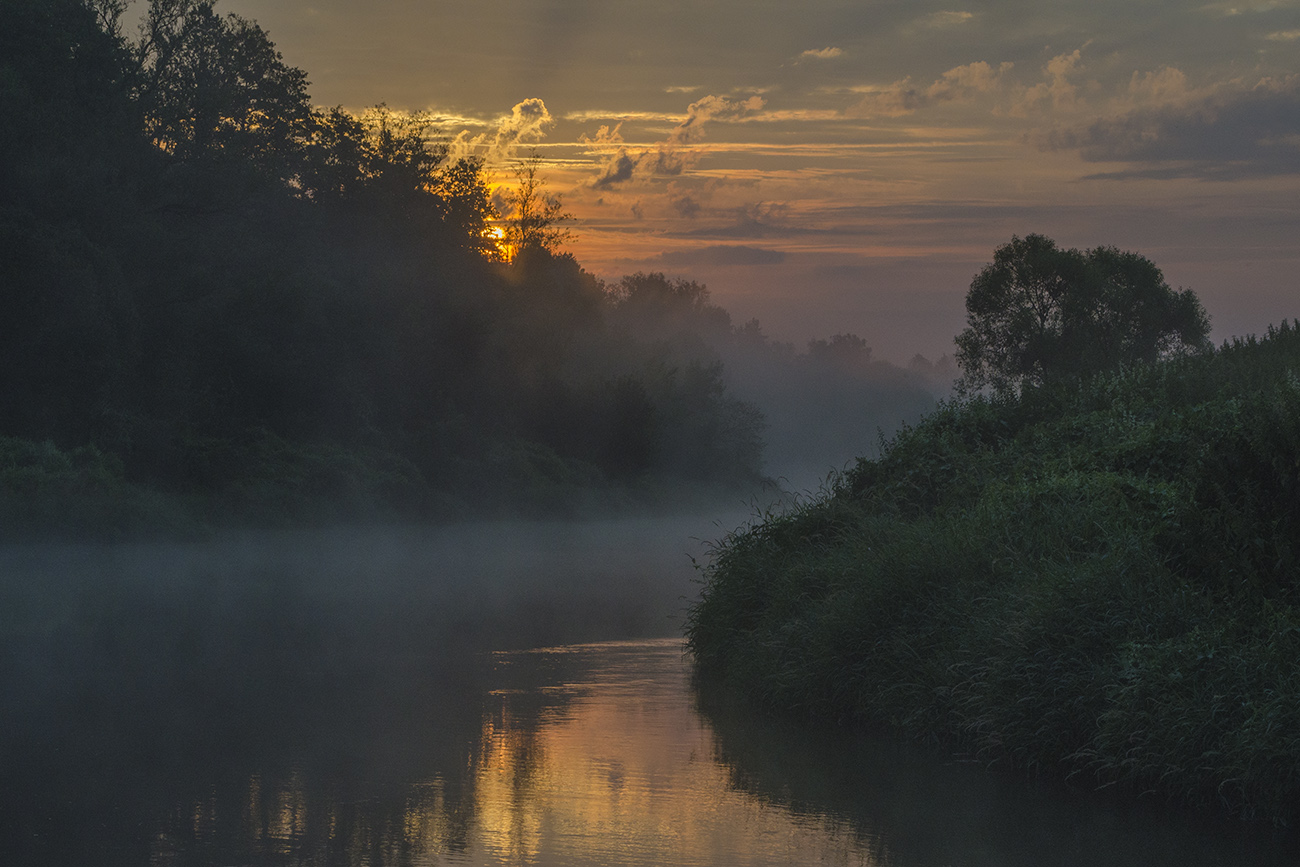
[{"left": 0, "top": 0, "right": 944, "bottom": 535}]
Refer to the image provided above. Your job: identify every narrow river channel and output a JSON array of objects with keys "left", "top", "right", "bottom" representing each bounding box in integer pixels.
[{"left": 0, "top": 518, "right": 1294, "bottom": 865}]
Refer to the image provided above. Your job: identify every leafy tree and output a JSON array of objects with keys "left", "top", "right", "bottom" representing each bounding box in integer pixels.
[
  {"left": 955, "top": 234, "right": 1211, "bottom": 392},
  {"left": 296, "top": 106, "right": 370, "bottom": 201},
  {"left": 607, "top": 272, "right": 732, "bottom": 345},
  {"left": 133, "top": 0, "right": 313, "bottom": 173},
  {"left": 430, "top": 156, "right": 497, "bottom": 252},
  {"left": 0, "top": 0, "right": 140, "bottom": 446},
  {"left": 343, "top": 104, "right": 446, "bottom": 202},
  {"left": 805, "top": 333, "right": 872, "bottom": 373},
  {"left": 297, "top": 106, "right": 494, "bottom": 250},
  {"left": 500, "top": 152, "right": 573, "bottom": 258}
]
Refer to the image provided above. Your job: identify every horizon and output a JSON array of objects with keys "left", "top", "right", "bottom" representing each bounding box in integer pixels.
[{"left": 183, "top": 0, "right": 1300, "bottom": 364}]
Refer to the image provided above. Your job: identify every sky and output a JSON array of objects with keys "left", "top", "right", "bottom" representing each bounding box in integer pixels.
[{"left": 219, "top": 0, "right": 1297, "bottom": 362}]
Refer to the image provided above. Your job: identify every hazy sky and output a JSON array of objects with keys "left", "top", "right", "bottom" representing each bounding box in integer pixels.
[{"left": 222, "top": 0, "right": 1297, "bottom": 361}]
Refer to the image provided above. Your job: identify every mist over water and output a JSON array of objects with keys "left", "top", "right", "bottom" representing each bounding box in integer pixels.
[
  {"left": 1, "top": 516, "right": 1295, "bottom": 865},
  {"left": 0, "top": 515, "right": 734, "bottom": 864}
]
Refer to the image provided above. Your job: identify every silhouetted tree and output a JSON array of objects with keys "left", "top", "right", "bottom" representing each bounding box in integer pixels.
[
  {"left": 133, "top": 0, "right": 313, "bottom": 173},
  {"left": 296, "top": 106, "right": 370, "bottom": 201},
  {"left": 955, "top": 234, "right": 1211, "bottom": 392},
  {"left": 0, "top": 0, "right": 140, "bottom": 445},
  {"left": 805, "top": 333, "right": 872, "bottom": 373},
  {"left": 607, "top": 272, "right": 732, "bottom": 343},
  {"left": 431, "top": 156, "right": 497, "bottom": 252},
  {"left": 0, "top": 0, "right": 773, "bottom": 518},
  {"left": 501, "top": 152, "right": 573, "bottom": 258},
  {"left": 345, "top": 105, "right": 446, "bottom": 203}
]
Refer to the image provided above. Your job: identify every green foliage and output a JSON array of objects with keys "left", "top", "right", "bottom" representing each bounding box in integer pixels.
[
  {"left": 0, "top": 437, "right": 187, "bottom": 538},
  {"left": 689, "top": 321, "right": 1300, "bottom": 823},
  {"left": 183, "top": 428, "right": 428, "bottom": 523},
  {"left": 956, "top": 234, "right": 1211, "bottom": 393}
]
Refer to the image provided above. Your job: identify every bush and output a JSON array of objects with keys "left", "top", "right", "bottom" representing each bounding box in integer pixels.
[{"left": 688, "top": 320, "right": 1300, "bottom": 823}]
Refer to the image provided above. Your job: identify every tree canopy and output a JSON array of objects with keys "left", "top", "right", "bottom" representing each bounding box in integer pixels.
[
  {"left": 500, "top": 153, "right": 574, "bottom": 259},
  {"left": 955, "top": 234, "right": 1211, "bottom": 392},
  {"left": 0, "top": 0, "right": 781, "bottom": 526}
]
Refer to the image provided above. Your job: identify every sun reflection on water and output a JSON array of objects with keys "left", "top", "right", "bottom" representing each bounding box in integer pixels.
[
  {"left": 157, "top": 638, "right": 875, "bottom": 866},
  {"left": 466, "top": 639, "right": 875, "bottom": 867}
]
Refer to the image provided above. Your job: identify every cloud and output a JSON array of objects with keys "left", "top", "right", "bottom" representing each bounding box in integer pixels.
[
  {"left": 676, "top": 202, "right": 797, "bottom": 239},
  {"left": 920, "top": 11, "right": 975, "bottom": 27},
  {"left": 583, "top": 94, "right": 766, "bottom": 187},
  {"left": 449, "top": 98, "right": 555, "bottom": 162},
  {"left": 492, "top": 98, "right": 554, "bottom": 155},
  {"left": 671, "top": 94, "right": 766, "bottom": 145},
  {"left": 1042, "top": 75, "right": 1300, "bottom": 179},
  {"left": 1203, "top": 0, "right": 1296, "bottom": 15},
  {"left": 926, "top": 61, "right": 1014, "bottom": 103},
  {"left": 653, "top": 245, "right": 787, "bottom": 267},
  {"left": 846, "top": 79, "right": 925, "bottom": 117},
  {"left": 594, "top": 152, "right": 638, "bottom": 189},
  {"left": 847, "top": 61, "right": 1012, "bottom": 117},
  {"left": 581, "top": 123, "right": 625, "bottom": 146},
  {"left": 564, "top": 109, "right": 685, "bottom": 123},
  {"left": 672, "top": 195, "right": 702, "bottom": 218},
  {"left": 800, "top": 47, "right": 843, "bottom": 60},
  {"left": 1266, "top": 28, "right": 1300, "bottom": 40},
  {"left": 1125, "top": 66, "right": 1195, "bottom": 106},
  {"left": 1014, "top": 48, "right": 1087, "bottom": 114}
]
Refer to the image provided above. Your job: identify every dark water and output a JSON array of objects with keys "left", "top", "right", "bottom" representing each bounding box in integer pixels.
[{"left": 0, "top": 520, "right": 1295, "bottom": 866}]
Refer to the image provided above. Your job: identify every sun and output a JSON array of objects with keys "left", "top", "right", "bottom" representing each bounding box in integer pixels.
[{"left": 483, "top": 224, "right": 515, "bottom": 261}]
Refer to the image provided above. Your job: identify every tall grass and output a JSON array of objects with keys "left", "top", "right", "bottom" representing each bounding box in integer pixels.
[{"left": 687, "top": 321, "right": 1300, "bottom": 823}]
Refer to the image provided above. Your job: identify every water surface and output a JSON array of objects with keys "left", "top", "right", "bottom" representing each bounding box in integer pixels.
[{"left": 0, "top": 520, "right": 1293, "bottom": 865}]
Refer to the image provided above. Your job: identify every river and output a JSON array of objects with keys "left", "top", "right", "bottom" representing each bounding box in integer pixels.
[{"left": 0, "top": 517, "right": 1294, "bottom": 865}]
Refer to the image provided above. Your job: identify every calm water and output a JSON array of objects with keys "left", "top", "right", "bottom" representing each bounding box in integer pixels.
[{"left": 0, "top": 520, "right": 1295, "bottom": 866}]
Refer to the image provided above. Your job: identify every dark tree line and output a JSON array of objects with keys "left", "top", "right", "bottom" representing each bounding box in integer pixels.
[{"left": 0, "top": 0, "right": 769, "bottom": 525}]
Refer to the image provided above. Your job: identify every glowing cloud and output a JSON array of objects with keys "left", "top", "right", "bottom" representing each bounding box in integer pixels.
[
  {"left": 1014, "top": 47, "right": 1087, "bottom": 114},
  {"left": 586, "top": 94, "right": 766, "bottom": 188},
  {"left": 926, "top": 61, "right": 1014, "bottom": 102},
  {"left": 449, "top": 98, "right": 555, "bottom": 163},
  {"left": 847, "top": 61, "right": 1011, "bottom": 117}
]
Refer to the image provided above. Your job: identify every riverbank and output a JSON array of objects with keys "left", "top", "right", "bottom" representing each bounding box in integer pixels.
[
  {"left": 0, "top": 432, "right": 776, "bottom": 542},
  {"left": 687, "top": 321, "right": 1300, "bottom": 824}
]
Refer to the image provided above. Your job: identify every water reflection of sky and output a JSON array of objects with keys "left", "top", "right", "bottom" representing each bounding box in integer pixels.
[
  {"left": 2, "top": 528, "right": 1297, "bottom": 866},
  {"left": 470, "top": 640, "right": 871, "bottom": 866},
  {"left": 145, "top": 638, "right": 1298, "bottom": 867},
  {"left": 159, "top": 640, "right": 873, "bottom": 866}
]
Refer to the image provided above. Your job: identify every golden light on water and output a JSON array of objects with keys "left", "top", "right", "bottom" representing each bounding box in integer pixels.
[
  {"left": 164, "top": 640, "right": 877, "bottom": 865},
  {"left": 467, "top": 640, "right": 875, "bottom": 866}
]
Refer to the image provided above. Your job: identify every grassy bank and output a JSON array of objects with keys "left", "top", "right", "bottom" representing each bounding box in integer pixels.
[
  {"left": 687, "top": 321, "right": 1300, "bottom": 824},
  {"left": 0, "top": 430, "right": 760, "bottom": 541}
]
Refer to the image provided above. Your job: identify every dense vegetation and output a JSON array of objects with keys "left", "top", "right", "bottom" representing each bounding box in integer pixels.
[
  {"left": 688, "top": 321, "right": 1300, "bottom": 823},
  {"left": 0, "top": 0, "right": 946, "bottom": 537},
  {"left": 0, "top": 0, "right": 946, "bottom": 536}
]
